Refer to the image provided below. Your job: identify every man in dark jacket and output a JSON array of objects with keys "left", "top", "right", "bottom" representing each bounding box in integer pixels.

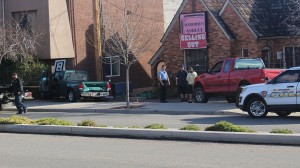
[{"left": 11, "top": 73, "right": 27, "bottom": 114}]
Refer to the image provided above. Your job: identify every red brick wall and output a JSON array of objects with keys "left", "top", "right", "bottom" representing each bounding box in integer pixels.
[
  {"left": 220, "top": 3, "right": 259, "bottom": 57},
  {"left": 101, "top": 0, "right": 164, "bottom": 88},
  {"left": 70, "top": 0, "right": 97, "bottom": 80}
]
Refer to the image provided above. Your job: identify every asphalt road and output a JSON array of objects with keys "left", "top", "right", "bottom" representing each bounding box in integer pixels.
[
  {"left": 1, "top": 111, "right": 300, "bottom": 133},
  {"left": 0, "top": 133, "right": 299, "bottom": 168}
]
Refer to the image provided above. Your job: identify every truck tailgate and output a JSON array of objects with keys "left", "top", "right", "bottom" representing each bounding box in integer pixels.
[
  {"left": 262, "top": 69, "right": 284, "bottom": 79},
  {"left": 82, "top": 82, "right": 107, "bottom": 91}
]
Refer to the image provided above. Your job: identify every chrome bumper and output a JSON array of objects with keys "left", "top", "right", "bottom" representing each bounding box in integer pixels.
[{"left": 81, "top": 92, "right": 113, "bottom": 99}]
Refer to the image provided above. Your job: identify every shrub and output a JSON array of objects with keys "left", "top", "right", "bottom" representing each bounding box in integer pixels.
[
  {"left": 205, "top": 121, "right": 255, "bottom": 133},
  {"left": 77, "top": 119, "right": 97, "bottom": 127},
  {"left": 270, "top": 129, "right": 293, "bottom": 134},
  {"left": 0, "top": 115, "right": 33, "bottom": 125},
  {"left": 144, "top": 123, "right": 166, "bottom": 130},
  {"left": 34, "top": 118, "right": 73, "bottom": 126},
  {"left": 114, "top": 126, "right": 125, "bottom": 128},
  {"left": 128, "top": 125, "right": 140, "bottom": 129},
  {"left": 96, "top": 125, "right": 107, "bottom": 128},
  {"left": 180, "top": 125, "right": 201, "bottom": 131}
]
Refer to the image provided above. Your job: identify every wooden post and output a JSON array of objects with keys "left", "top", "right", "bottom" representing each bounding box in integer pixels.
[{"left": 94, "top": 0, "right": 103, "bottom": 81}]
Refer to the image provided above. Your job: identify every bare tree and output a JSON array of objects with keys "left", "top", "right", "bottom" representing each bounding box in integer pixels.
[
  {"left": 100, "top": 0, "right": 161, "bottom": 107},
  {"left": 0, "top": 20, "right": 42, "bottom": 65}
]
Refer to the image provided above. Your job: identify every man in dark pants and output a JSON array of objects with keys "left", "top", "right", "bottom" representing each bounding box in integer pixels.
[
  {"left": 176, "top": 65, "right": 188, "bottom": 102},
  {"left": 11, "top": 73, "right": 27, "bottom": 114},
  {"left": 158, "top": 65, "right": 170, "bottom": 103}
]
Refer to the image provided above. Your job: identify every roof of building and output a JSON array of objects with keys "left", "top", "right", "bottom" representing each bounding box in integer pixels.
[
  {"left": 202, "top": 0, "right": 236, "bottom": 39},
  {"left": 228, "top": 0, "right": 298, "bottom": 37}
]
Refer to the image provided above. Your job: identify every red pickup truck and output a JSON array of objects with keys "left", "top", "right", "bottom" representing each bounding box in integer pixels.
[{"left": 193, "top": 58, "right": 283, "bottom": 103}]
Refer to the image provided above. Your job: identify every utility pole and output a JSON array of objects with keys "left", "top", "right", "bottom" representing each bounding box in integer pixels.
[{"left": 94, "top": 0, "right": 103, "bottom": 81}]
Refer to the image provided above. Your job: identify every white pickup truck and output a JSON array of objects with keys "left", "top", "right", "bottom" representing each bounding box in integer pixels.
[{"left": 236, "top": 68, "right": 300, "bottom": 118}]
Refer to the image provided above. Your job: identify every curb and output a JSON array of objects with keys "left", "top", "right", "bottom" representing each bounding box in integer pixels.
[
  {"left": 1, "top": 108, "right": 243, "bottom": 115},
  {"left": 0, "top": 124, "right": 299, "bottom": 145}
]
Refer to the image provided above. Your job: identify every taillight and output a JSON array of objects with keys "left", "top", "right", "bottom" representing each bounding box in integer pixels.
[
  {"left": 79, "top": 83, "right": 84, "bottom": 90},
  {"left": 106, "top": 82, "right": 111, "bottom": 95}
]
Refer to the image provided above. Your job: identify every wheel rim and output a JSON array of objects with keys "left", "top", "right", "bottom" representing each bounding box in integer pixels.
[
  {"left": 195, "top": 90, "right": 203, "bottom": 101},
  {"left": 249, "top": 101, "right": 266, "bottom": 117},
  {"left": 68, "top": 92, "right": 74, "bottom": 101}
]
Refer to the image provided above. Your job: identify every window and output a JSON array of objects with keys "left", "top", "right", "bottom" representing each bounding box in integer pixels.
[
  {"left": 223, "top": 60, "right": 231, "bottom": 73},
  {"left": 284, "top": 46, "right": 300, "bottom": 68},
  {"left": 210, "top": 61, "right": 223, "bottom": 73},
  {"left": 185, "top": 49, "right": 208, "bottom": 74},
  {"left": 53, "top": 72, "right": 64, "bottom": 81},
  {"left": 242, "top": 49, "right": 249, "bottom": 58},
  {"left": 12, "top": 11, "right": 37, "bottom": 32},
  {"left": 104, "top": 56, "right": 120, "bottom": 77},
  {"left": 273, "top": 70, "right": 300, "bottom": 84},
  {"left": 64, "top": 71, "right": 88, "bottom": 81},
  {"left": 234, "top": 59, "right": 265, "bottom": 70}
]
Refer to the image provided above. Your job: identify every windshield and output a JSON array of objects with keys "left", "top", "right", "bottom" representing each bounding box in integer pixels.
[
  {"left": 234, "top": 59, "right": 265, "bottom": 70},
  {"left": 64, "top": 72, "right": 88, "bottom": 81}
]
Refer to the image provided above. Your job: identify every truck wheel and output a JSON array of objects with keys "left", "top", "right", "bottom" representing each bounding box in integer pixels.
[
  {"left": 225, "top": 96, "right": 236, "bottom": 103},
  {"left": 194, "top": 87, "right": 208, "bottom": 103},
  {"left": 67, "top": 90, "right": 77, "bottom": 102},
  {"left": 275, "top": 111, "right": 292, "bottom": 117},
  {"left": 246, "top": 97, "right": 268, "bottom": 118}
]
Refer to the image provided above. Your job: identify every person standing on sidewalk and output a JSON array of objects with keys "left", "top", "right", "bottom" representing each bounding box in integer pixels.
[
  {"left": 11, "top": 73, "right": 27, "bottom": 114},
  {"left": 176, "top": 65, "right": 188, "bottom": 102},
  {"left": 158, "top": 65, "right": 170, "bottom": 103},
  {"left": 186, "top": 67, "right": 198, "bottom": 103}
]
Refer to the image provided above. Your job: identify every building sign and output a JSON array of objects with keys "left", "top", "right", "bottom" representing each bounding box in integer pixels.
[
  {"left": 180, "top": 12, "right": 207, "bottom": 49},
  {"left": 54, "top": 59, "right": 66, "bottom": 72}
]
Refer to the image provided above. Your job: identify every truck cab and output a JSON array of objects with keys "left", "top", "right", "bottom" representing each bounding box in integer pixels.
[{"left": 39, "top": 70, "right": 87, "bottom": 101}]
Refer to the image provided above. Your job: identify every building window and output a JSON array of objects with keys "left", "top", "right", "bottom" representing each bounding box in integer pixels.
[
  {"left": 261, "top": 47, "right": 271, "bottom": 68},
  {"left": 284, "top": 46, "right": 300, "bottom": 68},
  {"left": 242, "top": 48, "right": 248, "bottom": 58},
  {"left": 11, "top": 11, "right": 37, "bottom": 32},
  {"left": 104, "top": 56, "right": 120, "bottom": 77},
  {"left": 185, "top": 49, "right": 208, "bottom": 74}
]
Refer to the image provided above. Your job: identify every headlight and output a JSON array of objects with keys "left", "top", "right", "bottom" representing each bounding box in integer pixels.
[{"left": 240, "top": 87, "right": 247, "bottom": 94}]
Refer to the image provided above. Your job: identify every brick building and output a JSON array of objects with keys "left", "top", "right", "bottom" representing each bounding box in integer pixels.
[
  {"left": 0, "top": 0, "right": 164, "bottom": 90},
  {"left": 149, "top": 0, "right": 300, "bottom": 86}
]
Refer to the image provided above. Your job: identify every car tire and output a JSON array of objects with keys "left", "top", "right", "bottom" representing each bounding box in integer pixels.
[
  {"left": 246, "top": 97, "right": 268, "bottom": 118},
  {"left": 225, "top": 96, "right": 236, "bottom": 103},
  {"left": 275, "top": 111, "right": 292, "bottom": 117},
  {"left": 194, "top": 87, "right": 208, "bottom": 103},
  {"left": 67, "top": 90, "right": 77, "bottom": 102}
]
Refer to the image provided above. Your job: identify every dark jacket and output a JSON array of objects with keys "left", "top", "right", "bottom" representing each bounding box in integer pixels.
[{"left": 11, "top": 78, "right": 24, "bottom": 95}]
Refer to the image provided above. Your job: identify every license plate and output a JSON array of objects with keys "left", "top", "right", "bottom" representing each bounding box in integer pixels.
[{"left": 24, "top": 92, "right": 32, "bottom": 98}]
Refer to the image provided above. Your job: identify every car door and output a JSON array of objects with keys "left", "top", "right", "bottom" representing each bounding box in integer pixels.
[
  {"left": 265, "top": 70, "right": 300, "bottom": 111},
  {"left": 205, "top": 61, "right": 226, "bottom": 92},
  {"left": 50, "top": 72, "right": 64, "bottom": 96}
]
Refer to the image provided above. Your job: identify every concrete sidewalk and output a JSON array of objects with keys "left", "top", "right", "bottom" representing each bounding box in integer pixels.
[{"left": 1, "top": 99, "right": 244, "bottom": 115}]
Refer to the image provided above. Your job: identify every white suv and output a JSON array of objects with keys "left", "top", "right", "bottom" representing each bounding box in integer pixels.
[{"left": 237, "top": 68, "right": 300, "bottom": 118}]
